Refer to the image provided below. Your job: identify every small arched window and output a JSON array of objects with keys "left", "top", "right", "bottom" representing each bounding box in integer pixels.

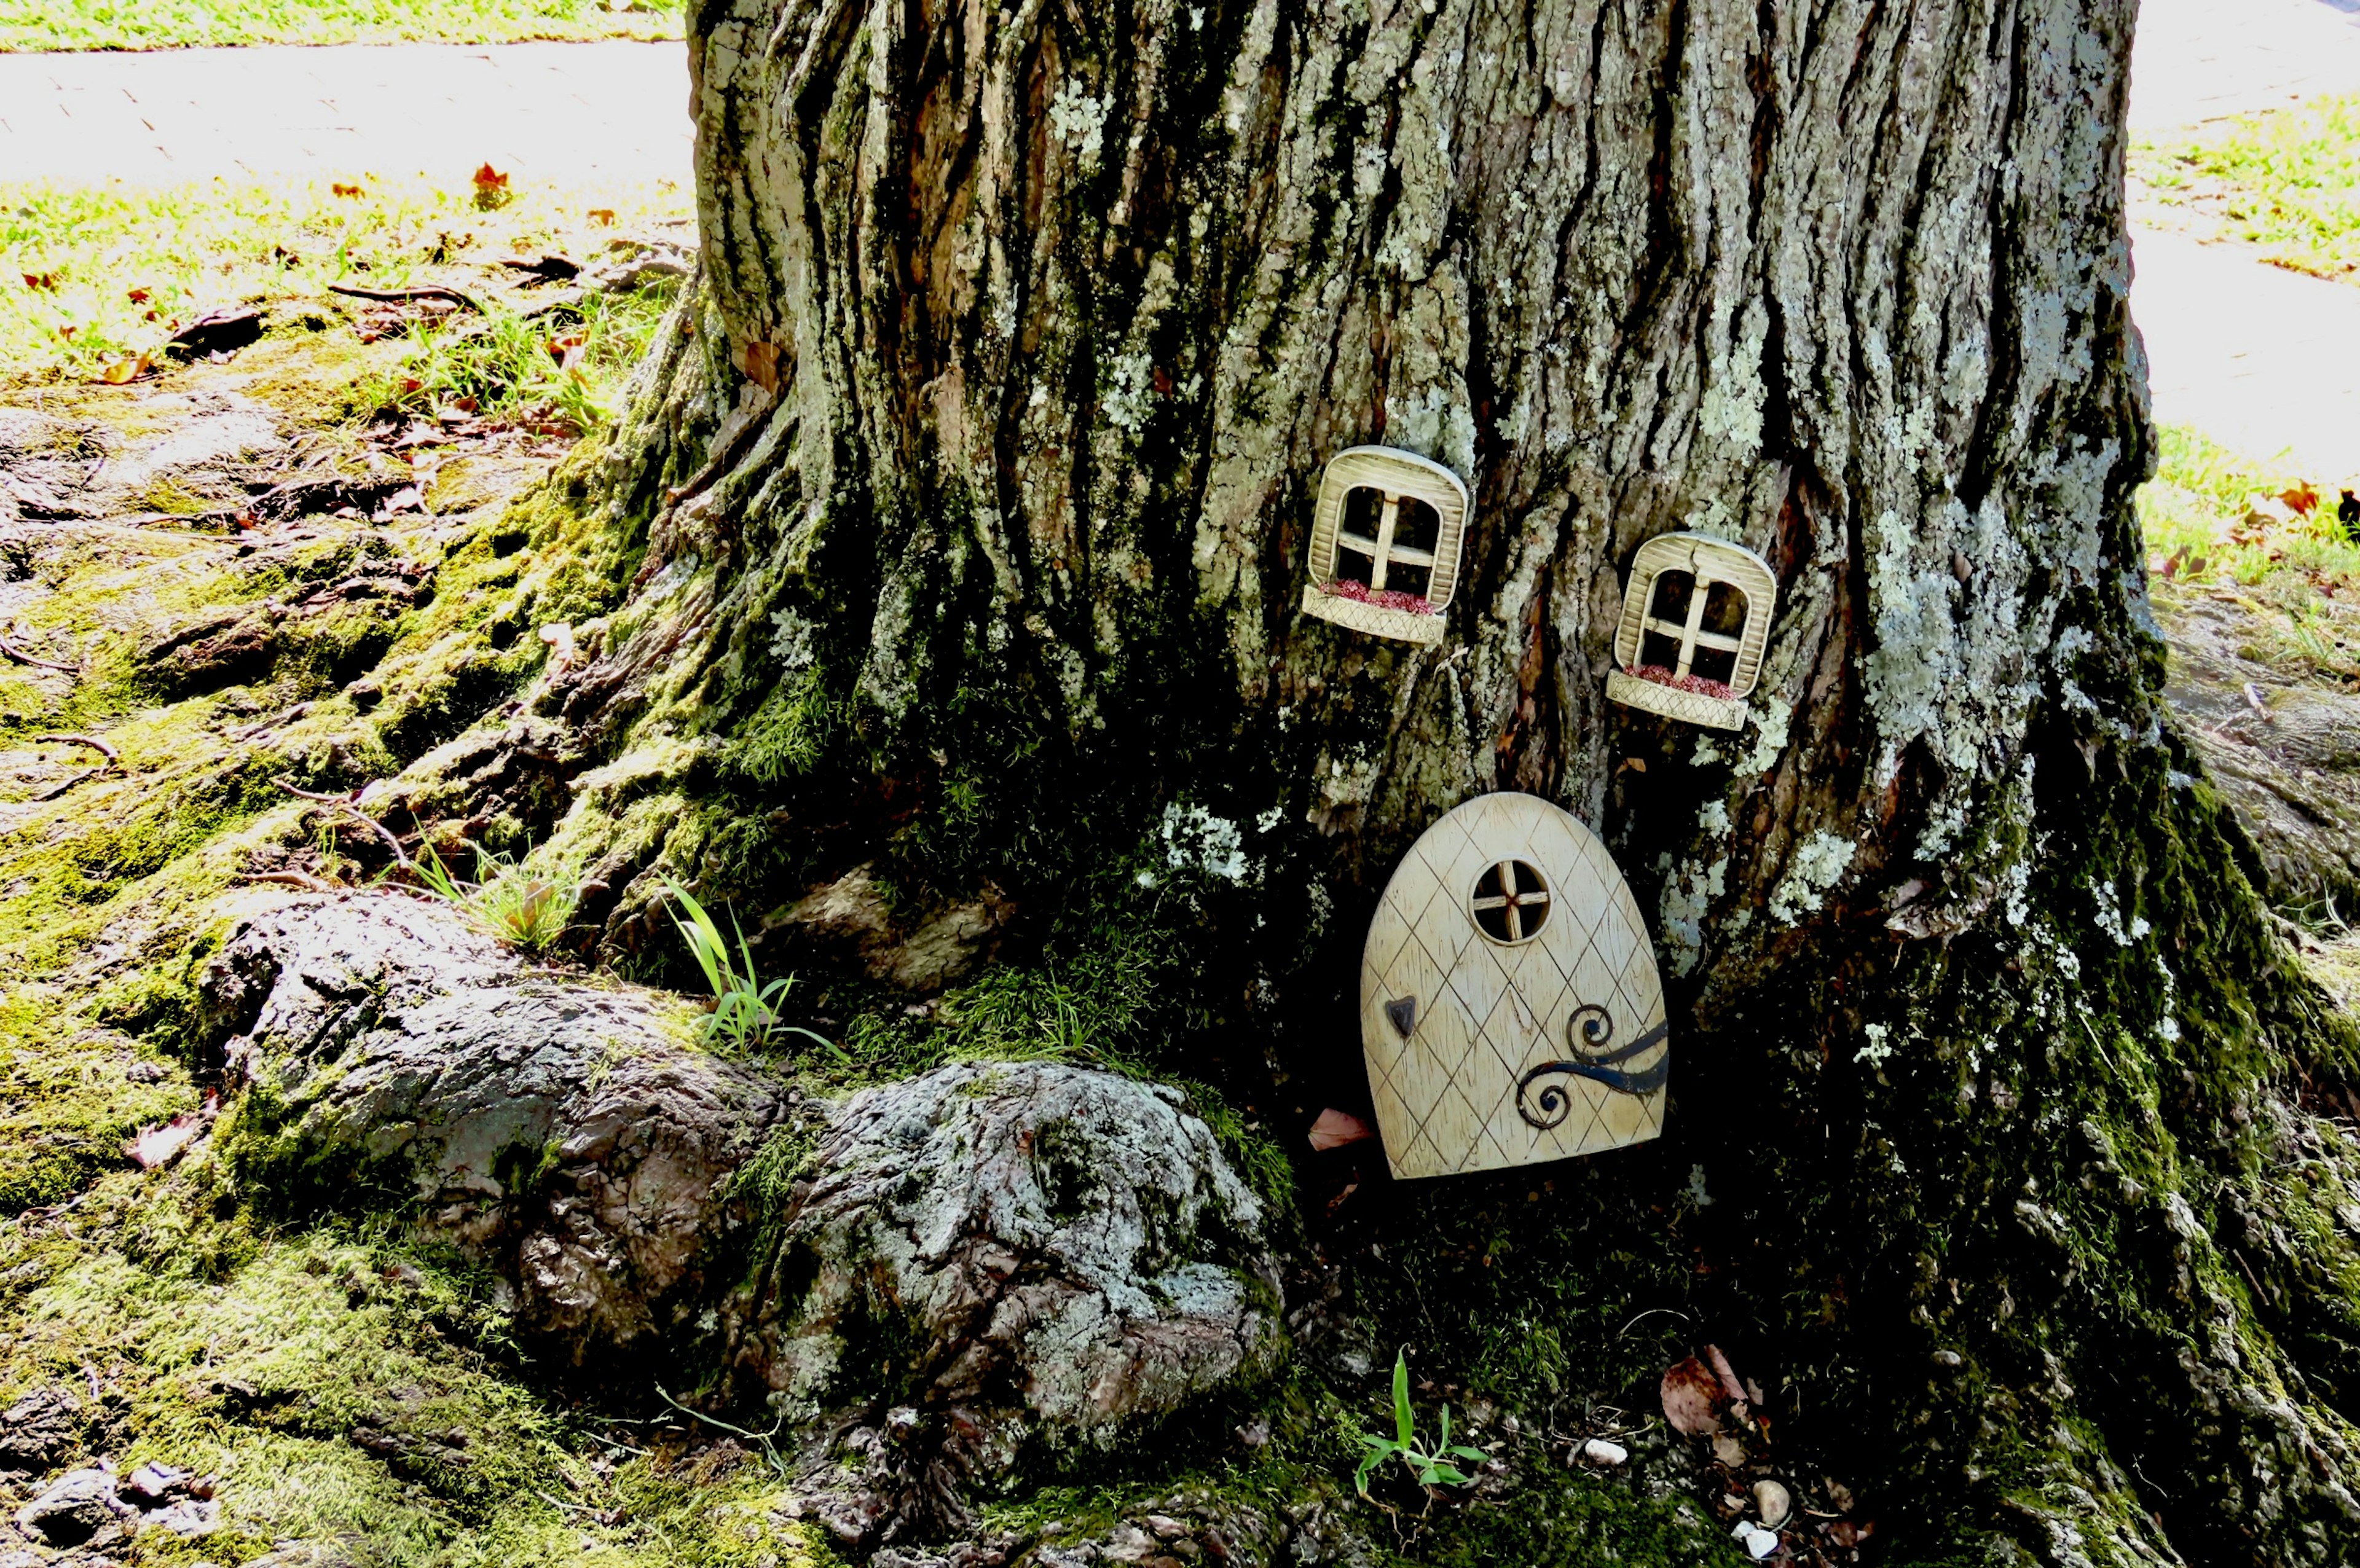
[
  {"left": 1299, "top": 446, "right": 1469, "bottom": 646},
  {"left": 1607, "top": 533, "right": 1779, "bottom": 731}
]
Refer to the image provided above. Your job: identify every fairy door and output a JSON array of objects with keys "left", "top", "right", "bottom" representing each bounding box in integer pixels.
[{"left": 1360, "top": 793, "right": 1670, "bottom": 1179}]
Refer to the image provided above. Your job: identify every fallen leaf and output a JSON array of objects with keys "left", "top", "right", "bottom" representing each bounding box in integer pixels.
[
  {"left": 743, "top": 340, "right": 781, "bottom": 393},
  {"left": 332, "top": 181, "right": 363, "bottom": 198},
  {"left": 1704, "top": 1343, "right": 1750, "bottom": 1410},
  {"left": 548, "top": 330, "right": 589, "bottom": 370},
  {"left": 503, "top": 254, "right": 581, "bottom": 284},
  {"left": 401, "top": 377, "right": 424, "bottom": 394},
  {"left": 127, "top": 287, "right": 150, "bottom": 304},
  {"left": 1307, "top": 1107, "right": 1375, "bottom": 1151},
  {"left": 167, "top": 307, "right": 264, "bottom": 359},
  {"left": 1661, "top": 1356, "right": 1728, "bottom": 1437},
  {"left": 2281, "top": 482, "right": 2320, "bottom": 515},
  {"left": 372, "top": 487, "right": 425, "bottom": 522},
  {"left": 125, "top": 1114, "right": 203, "bottom": 1169},
  {"left": 22, "top": 271, "right": 57, "bottom": 291},
  {"left": 455, "top": 396, "right": 479, "bottom": 414},
  {"left": 473, "top": 163, "right": 512, "bottom": 210},
  {"left": 588, "top": 208, "right": 615, "bottom": 225},
  {"left": 56, "top": 325, "right": 75, "bottom": 340},
  {"left": 96, "top": 351, "right": 154, "bottom": 385}
]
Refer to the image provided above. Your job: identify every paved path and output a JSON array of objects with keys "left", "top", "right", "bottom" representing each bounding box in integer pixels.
[
  {"left": 2130, "top": 0, "right": 2360, "bottom": 479},
  {"left": 2130, "top": 0, "right": 2360, "bottom": 132},
  {"left": 2134, "top": 229, "right": 2360, "bottom": 480},
  {"left": 0, "top": 41, "right": 691, "bottom": 187}
]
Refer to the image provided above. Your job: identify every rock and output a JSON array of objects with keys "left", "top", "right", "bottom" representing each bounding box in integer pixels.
[
  {"left": 1144, "top": 1515, "right": 1188, "bottom": 1540},
  {"left": 745, "top": 1061, "right": 1283, "bottom": 1519},
  {"left": 1734, "top": 1523, "right": 1779, "bottom": 1560},
  {"left": 1752, "top": 1478, "right": 1792, "bottom": 1529},
  {"left": 1104, "top": 1526, "right": 1157, "bottom": 1563},
  {"left": 140, "top": 1499, "right": 221, "bottom": 1537},
  {"left": 0, "top": 1387, "right": 82, "bottom": 1470},
  {"left": 1578, "top": 1437, "right": 1628, "bottom": 1467},
  {"left": 195, "top": 895, "right": 789, "bottom": 1362},
  {"left": 15, "top": 1467, "right": 128, "bottom": 1547},
  {"left": 776, "top": 864, "right": 1014, "bottom": 990},
  {"left": 119, "top": 1460, "right": 193, "bottom": 1507},
  {"left": 1710, "top": 1431, "right": 1747, "bottom": 1467}
]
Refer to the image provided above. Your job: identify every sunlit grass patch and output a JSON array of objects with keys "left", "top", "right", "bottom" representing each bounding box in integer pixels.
[
  {"left": 2138, "top": 423, "right": 2360, "bottom": 589},
  {"left": 2133, "top": 94, "right": 2360, "bottom": 281},
  {"left": 0, "top": 0, "right": 680, "bottom": 51},
  {"left": 361, "top": 282, "right": 677, "bottom": 432},
  {"left": 1, "top": 172, "right": 691, "bottom": 386}
]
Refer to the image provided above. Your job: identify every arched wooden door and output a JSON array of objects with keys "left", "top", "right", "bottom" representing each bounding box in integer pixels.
[{"left": 1360, "top": 793, "right": 1670, "bottom": 1179}]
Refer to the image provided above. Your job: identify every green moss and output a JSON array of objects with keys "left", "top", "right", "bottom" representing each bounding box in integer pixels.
[{"left": 0, "top": 1164, "right": 832, "bottom": 1568}]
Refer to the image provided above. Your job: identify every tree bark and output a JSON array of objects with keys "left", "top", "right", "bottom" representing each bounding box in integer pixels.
[{"left": 522, "top": 0, "right": 2360, "bottom": 1559}]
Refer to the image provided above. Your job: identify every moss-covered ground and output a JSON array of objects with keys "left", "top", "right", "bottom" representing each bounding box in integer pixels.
[{"left": 0, "top": 169, "right": 848, "bottom": 1567}]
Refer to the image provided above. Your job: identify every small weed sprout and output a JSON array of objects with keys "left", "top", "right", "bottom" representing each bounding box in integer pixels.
[
  {"left": 661, "top": 880, "right": 844, "bottom": 1059},
  {"left": 655, "top": 1385, "right": 792, "bottom": 1480},
  {"left": 474, "top": 858, "right": 576, "bottom": 951},
  {"left": 411, "top": 841, "right": 471, "bottom": 904},
  {"left": 409, "top": 842, "right": 578, "bottom": 953},
  {"left": 1355, "top": 1350, "right": 1487, "bottom": 1499}
]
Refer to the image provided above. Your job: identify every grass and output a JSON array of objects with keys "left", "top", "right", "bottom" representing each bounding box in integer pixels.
[
  {"left": 2134, "top": 94, "right": 2360, "bottom": 281},
  {"left": 2, "top": 172, "right": 691, "bottom": 388},
  {"left": 413, "top": 844, "right": 583, "bottom": 953},
  {"left": 0, "top": 0, "right": 681, "bottom": 51},
  {"left": 2137, "top": 423, "right": 2360, "bottom": 589}
]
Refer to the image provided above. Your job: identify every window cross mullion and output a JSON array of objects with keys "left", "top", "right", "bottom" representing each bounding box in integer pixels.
[
  {"left": 1367, "top": 491, "right": 1404, "bottom": 593},
  {"left": 1674, "top": 566, "right": 1718, "bottom": 678}
]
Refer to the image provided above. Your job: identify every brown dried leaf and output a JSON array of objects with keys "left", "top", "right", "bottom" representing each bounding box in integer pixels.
[
  {"left": 1704, "top": 1343, "right": 1750, "bottom": 1409},
  {"left": 1660, "top": 1356, "right": 1726, "bottom": 1436},
  {"left": 743, "top": 339, "right": 782, "bottom": 394},
  {"left": 1307, "top": 1107, "right": 1374, "bottom": 1151},
  {"left": 125, "top": 1115, "right": 202, "bottom": 1169}
]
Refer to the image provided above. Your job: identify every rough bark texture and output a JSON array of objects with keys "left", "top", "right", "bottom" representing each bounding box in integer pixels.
[{"left": 458, "top": 0, "right": 2360, "bottom": 1561}]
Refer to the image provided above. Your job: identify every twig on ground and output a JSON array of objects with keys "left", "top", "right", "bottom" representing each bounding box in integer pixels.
[
  {"left": 36, "top": 733, "right": 118, "bottom": 765},
  {"left": 533, "top": 1489, "right": 600, "bottom": 1518},
  {"left": 274, "top": 776, "right": 414, "bottom": 872},
  {"left": 1, "top": 637, "right": 77, "bottom": 674},
  {"left": 328, "top": 283, "right": 484, "bottom": 313},
  {"left": 243, "top": 870, "right": 341, "bottom": 894},
  {"left": 33, "top": 769, "right": 100, "bottom": 802},
  {"left": 273, "top": 777, "right": 354, "bottom": 802}
]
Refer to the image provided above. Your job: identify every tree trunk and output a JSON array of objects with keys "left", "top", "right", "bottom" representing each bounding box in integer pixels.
[{"left": 527, "top": 0, "right": 2360, "bottom": 1559}]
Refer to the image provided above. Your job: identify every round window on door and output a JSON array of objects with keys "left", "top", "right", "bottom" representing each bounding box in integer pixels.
[{"left": 1470, "top": 860, "right": 1550, "bottom": 944}]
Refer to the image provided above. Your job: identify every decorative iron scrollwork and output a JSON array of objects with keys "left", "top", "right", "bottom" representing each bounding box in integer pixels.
[{"left": 1516, "top": 1004, "right": 1670, "bottom": 1129}]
